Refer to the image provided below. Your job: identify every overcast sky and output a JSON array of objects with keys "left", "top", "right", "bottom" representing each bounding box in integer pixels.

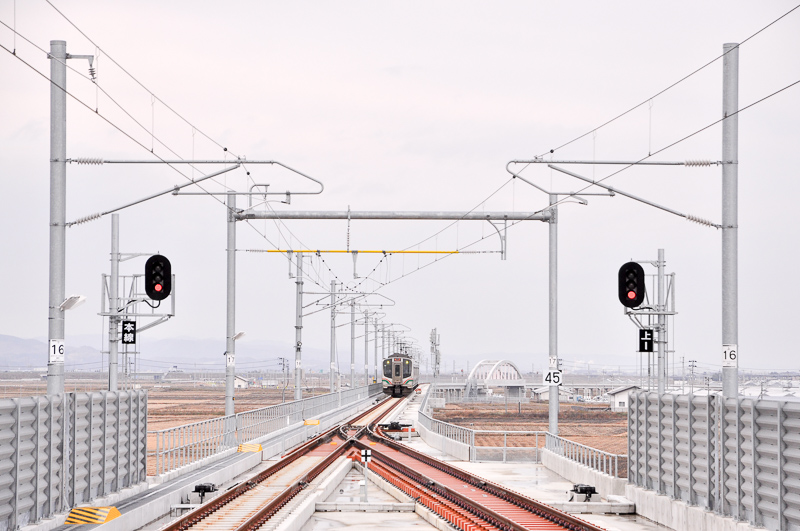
[{"left": 1, "top": 1, "right": 799, "bottom": 377}]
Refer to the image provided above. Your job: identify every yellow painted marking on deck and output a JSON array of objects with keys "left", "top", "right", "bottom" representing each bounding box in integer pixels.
[
  {"left": 304, "top": 419, "right": 320, "bottom": 425},
  {"left": 330, "top": 441, "right": 338, "bottom": 445},
  {"left": 237, "top": 443, "right": 263, "bottom": 452},
  {"left": 65, "top": 506, "right": 121, "bottom": 524}
]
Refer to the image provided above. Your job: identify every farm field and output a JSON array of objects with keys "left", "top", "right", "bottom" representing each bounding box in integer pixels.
[{"left": 431, "top": 401, "right": 629, "bottom": 456}]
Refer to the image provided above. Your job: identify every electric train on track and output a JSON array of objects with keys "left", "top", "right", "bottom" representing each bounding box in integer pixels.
[{"left": 381, "top": 343, "right": 419, "bottom": 397}]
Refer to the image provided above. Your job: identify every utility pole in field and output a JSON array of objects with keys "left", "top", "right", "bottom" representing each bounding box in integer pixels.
[{"left": 279, "top": 357, "right": 288, "bottom": 403}]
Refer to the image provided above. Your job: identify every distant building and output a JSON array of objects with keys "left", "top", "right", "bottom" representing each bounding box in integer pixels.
[
  {"left": 531, "top": 386, "right": 572, "bottom": 402},
  {"left": 234, "top": 375, "right": 250, "bottom": 389},
  {"left": 607, "top": 385, "right": 640, "bottom": 412}
]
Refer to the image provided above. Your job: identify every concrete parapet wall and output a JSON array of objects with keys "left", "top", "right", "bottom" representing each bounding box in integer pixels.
[
  {"left": 547, "top": 500, "right": 634, "bottom": 514},
  {"left": 541, "top": 448, "right": 626, "bottom": 498},
  {"left": 625, "top": 483, "right": 762, "bottom": 531},
  {"left": 416, "top": 422, "right": 470, "bottom": 461},
  {"left": 99, "top": 452, "right": 262, "bottom": 531}
]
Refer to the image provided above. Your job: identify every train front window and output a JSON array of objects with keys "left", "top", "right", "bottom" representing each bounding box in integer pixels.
[
  {"left": 394, "top": 364, "right": 400, "bottom": 377},
  {"left": 383, "top": 360, "right": 392, "bottom": 377},
  {"left": 403, "top": 360, "right": 411, "bottom": 377}
]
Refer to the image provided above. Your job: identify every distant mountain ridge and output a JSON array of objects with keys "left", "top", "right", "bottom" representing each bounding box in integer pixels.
[{"left": 0, "top": 334, "right": 331, "bottom": 372}]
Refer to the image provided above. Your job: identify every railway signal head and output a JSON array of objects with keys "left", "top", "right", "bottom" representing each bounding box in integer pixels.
[
  {"left": 145, "top": 254, "right": 172, "bottom": 301},
  {"left": 618, "top": 261, "right": 645, "bottom": 308}
]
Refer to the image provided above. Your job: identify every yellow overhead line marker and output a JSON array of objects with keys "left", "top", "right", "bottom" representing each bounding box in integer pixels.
[{"left": 262, "top": 250, "right": 459, "bottom": 254}]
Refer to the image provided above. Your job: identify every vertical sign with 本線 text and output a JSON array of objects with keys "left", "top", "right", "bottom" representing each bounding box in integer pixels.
[{"left": 122, "top": 320, "right": 137, "bottom": 344}]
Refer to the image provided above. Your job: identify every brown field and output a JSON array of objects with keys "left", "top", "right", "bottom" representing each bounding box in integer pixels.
[
  {"left": 0, "top": 377, "right": 324, "bottom": 476},
  {"left": 432, "top": 402, "right": 629, "bottom": 456}
]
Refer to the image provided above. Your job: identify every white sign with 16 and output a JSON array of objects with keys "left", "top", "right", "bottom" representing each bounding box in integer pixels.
[{"left": 722, "top": 344, "right": 738, "bottom": 368}]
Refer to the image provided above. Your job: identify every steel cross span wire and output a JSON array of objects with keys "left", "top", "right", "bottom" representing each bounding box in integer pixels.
[
  {"left": 507, "top": 75, "right": 800, "bottom": 222},
  {"left": 528, "top": 3, "right": 800, "bottom": 160}
]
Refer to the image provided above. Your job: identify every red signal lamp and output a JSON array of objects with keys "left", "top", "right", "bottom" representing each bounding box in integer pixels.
[
  {"left": 618, "top": 261, "right": 645, "bottom": 308},
  {"left": 155, "top": 284, "right": 163, "bottom": 292}
]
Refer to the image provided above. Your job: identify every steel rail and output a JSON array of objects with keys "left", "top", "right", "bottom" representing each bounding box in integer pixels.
[
  {"left": 230, "top": 397, "right": 406, "bottom": 531},
  {"left": 359, "top": 444, "right": 527, "bottom": 531},
  {"left": 160, "top": 396, "right": 395, "bottom": 531},
  {"left": 364, "top": 422, "right": 606, "bottom": 531}
]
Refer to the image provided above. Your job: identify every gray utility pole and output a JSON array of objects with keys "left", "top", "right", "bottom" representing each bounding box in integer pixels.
[
  {"left": 294, "top": 252, "right": 304, "bottom": 400},
  {"left": 364, "top": 310, "right": 369, "bottom": 385},
  {"left": 373, "top": 318, "right": 379, "bottom": 383},
  {"left": 350, "top": 300, "right": 356, "bottom": 388},
  {"left": 108, "top": 214, "right": 120, "bottom": 391},
  {"left": 722, "top": 43, "right": 739, "bottom": 398},
  {"left": 225, "top": 193, "right": 236, "bottom": 416},
  {"left": 330, "top": 280, "right": 337, "bottom": 392},
  {"left": 657, "top": 249, "right": 666, "bottom": 395},
  {"left": 47, "top": 40, "right": 67, "bottom": 395},
  {"left": 548, "top": 194, "right": 559, "bottom": 435}
]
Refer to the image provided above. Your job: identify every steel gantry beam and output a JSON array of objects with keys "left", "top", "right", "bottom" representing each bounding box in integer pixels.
[
  {"left": 225, "top": 209, "right": 548, "bottom": 405},
  {"left": 236, "top": 211, "right": 550, "bottom": 221}
]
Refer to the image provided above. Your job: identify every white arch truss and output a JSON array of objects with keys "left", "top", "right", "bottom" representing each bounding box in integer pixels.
[{"left": 466, "top": 359, "right": 525, "bottom": 385}]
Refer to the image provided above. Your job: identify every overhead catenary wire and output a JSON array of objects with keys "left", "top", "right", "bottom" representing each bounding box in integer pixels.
[
  {"left": 352, "top": 75, "right": 800, "bottom": 294},
  {"left": 531, "top": 3, "right": 800, "bottom": 160},
  {"left": 0, "top": 38, "right": 233, "bottom": 213},
  {"left": 0, "top": 19, "right": 243, "bottom": 198},
  {"left": 18, "top": 12, "right": 335, "bottom": 287},
  {"left": 541, "top": 76, "right": 800, "bottom": 216},
  {"left": 44, "top": 0, "right": 239, "bottom": 160}
]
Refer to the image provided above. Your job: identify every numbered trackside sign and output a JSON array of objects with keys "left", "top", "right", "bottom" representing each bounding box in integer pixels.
[
  {"left": 544, "top": 370, "right": 563, "bottom": 386},
  {"left": 49, "top": 340, "right": 64, "bottom": 363},
  {"left": 723, "top": 344, "right": 738, "bottom": 367}
]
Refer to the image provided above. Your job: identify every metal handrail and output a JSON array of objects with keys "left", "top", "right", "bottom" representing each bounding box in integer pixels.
[
  {"left": 148, "top": 383, "right": 381, "bottom": 475},
  {"left": 545, "top": 432, "right": 627, "bottom": 478},
  {"left": 419, "top": 384, "right": 546, "bottom": 462}
]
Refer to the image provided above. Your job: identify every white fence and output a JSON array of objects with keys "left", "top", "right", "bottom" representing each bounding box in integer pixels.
[
  {"left": 417, "top": 384, "right": 545, "bottom": 463},
  {"left": 545, "top": 433, "right": 626, "bottom": 478},
  {"left": 629, "top": 391, "right": 800, "bottom": 531},
  {"left": 0, "top": 391, "right": 147, "bottom": 530},
  {"left": 149, "top": 383, "right": 382, "bottom": 475}
]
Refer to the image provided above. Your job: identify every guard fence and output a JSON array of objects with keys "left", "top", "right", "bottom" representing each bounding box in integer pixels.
[
  {"left": 545, "top": 433, "right": 627, "bottom": 478},
  {"left": 0, "top": 390, "right": 148, "bottom": 531},
  {"left": 417, "top": 384, "right": 545, "bottom": 463},
  {"left": 149, "top": 383, "right": 382, "bottom": 476},
  {"left": 628, "top": 390, "right": 800, "bottom": 531}
]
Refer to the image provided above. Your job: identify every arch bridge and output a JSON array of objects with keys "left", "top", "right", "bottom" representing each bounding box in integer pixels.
[{"left": 465, "top": 359, "right": 526, "bottom": 398}]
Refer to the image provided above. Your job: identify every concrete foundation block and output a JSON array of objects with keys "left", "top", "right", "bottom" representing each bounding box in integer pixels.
[
  {"left": 547, "top": 501, "right": 634, "bottom": 514},
  {"left": 541, "top": 448, "right": 627, "bottom": 498},
  {"left": 624, "top": 483, "right": 762, "bottom": 531}
]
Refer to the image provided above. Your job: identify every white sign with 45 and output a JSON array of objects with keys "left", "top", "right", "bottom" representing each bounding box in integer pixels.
[{"left": 544, "top": 369, "right": 562, "bottom": 386}]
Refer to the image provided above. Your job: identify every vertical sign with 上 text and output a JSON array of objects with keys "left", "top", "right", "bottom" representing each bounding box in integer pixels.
[{"left": 639, "top": 329, "right": 653, "bottom": 352}]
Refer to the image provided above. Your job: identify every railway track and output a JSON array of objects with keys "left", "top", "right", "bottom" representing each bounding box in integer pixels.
[
  {"left": 355, "top": 422, "right": 606, "bottom": 531},
  {"left": 161, "top": 390, "right": 606, "bottom": 531},
  {"left": 160, "top": 396, "right": 402, "bottom": 531}
]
